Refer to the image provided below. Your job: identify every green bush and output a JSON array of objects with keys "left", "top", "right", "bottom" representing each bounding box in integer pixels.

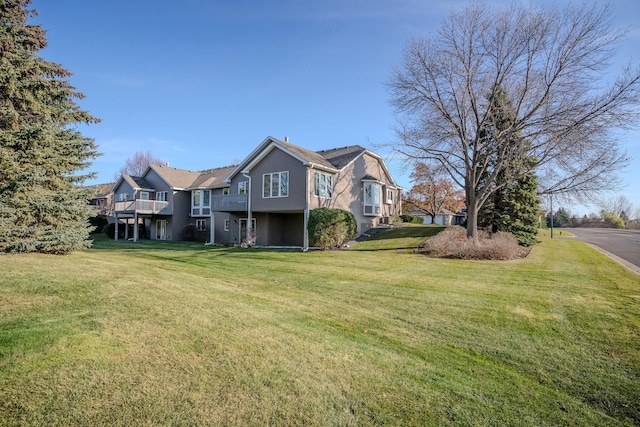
[
  {"left": 89, "top": 215, "right": 108, "bottom": 234},
  {"left": 103, "top": 223, "right": 116, "bottom": 239},
  {"left": 308, "top": 208, "right": 358, "bottom": 249},
  {"left": 400, "top": 214, "right": 424, "bottom": 224}
]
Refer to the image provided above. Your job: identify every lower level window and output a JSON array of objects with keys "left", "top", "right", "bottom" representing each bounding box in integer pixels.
[{"left": 195, "top": 219, "right": 206, "bottom": 231}]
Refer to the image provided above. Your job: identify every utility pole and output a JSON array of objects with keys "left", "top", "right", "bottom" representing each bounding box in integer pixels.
[{"left": 549, "top": 194, "right": 554, "bottom": 239}]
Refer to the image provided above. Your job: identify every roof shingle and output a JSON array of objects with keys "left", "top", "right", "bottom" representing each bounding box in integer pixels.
[{"left": 316, "top": 145, "right": 366, "bottom": 169}]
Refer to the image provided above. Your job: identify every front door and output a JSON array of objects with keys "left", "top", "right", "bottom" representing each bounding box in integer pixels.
[
  {"left": 156, "top": 220, "right": 167, "bottom": 240},
  {"left": 239, "top": 218, "right": 256, "bottom": 244}
]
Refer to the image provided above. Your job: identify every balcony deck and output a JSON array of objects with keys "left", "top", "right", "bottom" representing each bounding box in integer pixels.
[{"left": 115, "top": 200, "right": 172, "bottom": 215}]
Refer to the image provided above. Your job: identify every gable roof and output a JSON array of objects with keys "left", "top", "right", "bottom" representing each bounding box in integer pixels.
[
  {"left": 279, "top": 141, "right": 337, "bottom": 170},
  {"left": 227, "top": 136, "right": 385, "bottom": 181},
  {"left": 148, "top": 164, "right": 202, "bottom": 190},
  {"left": 188, "top": 165, "right": 238, "bottom": 189},
  {"left": 113, "top": 174, "right": 154, "bottom": 192},
  {"left": 128, "top": 175, "right": 154, "bottom": 190},
  {"left": 230, "top": 136, "right": 337, "bottom": 176},
  {"left": 84, "top": 182, "right": 115, "bottom": 197},
  {"left": 134, "top": 164, "right": 239, "bottom": 190},
  {"left": 317, "top": 145, "right": 367, "bottom": 169},
  {"left": 114, "top": 136, "right": 399, "bottom": 190}
]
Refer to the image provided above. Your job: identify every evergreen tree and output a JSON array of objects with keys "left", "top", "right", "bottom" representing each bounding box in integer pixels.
[
  {"left": 494, "top": 157, "right": 540, "bottom": 246},
  {"left": 477, "top": 85, "right": 540, "bottom": 246},
  {"left": 0, "top": 0, "right": 100, "bottom": 253},
  {"left": 548, "top": 207, "right": 572, "bottom": 228}
]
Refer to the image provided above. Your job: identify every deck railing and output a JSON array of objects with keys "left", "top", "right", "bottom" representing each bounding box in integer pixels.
[
  {"left": 191, "top": 194, "right": 248, "bottom": 216},
  {"left": 213, "top": 194, "right": 247, "bottom": 211},
  {"left": 114, "top": 200, "right": 171, "bottom": 215}
]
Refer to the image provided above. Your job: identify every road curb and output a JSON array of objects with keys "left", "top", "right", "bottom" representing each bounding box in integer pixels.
[{"left": 584, "top": 243, "right": 640, "bottom": 275}]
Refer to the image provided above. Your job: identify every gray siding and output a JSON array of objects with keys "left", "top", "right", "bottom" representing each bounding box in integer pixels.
[
  {"left": 212, "top": 211, "right": 232, "bottom": 244},
  {"left": 172, "top": 190, "right": 191, "bottom": 241},
  {"left": 248, "top": 148, "right": 307, "bottom": 212},
  {"left": 112, "top": 180, "right": 135, "bottom": 201}
]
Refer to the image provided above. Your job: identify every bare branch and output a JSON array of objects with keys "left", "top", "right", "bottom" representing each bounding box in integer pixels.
[{"left": 387, "top": 1, "right": 640, "bottom": 242}]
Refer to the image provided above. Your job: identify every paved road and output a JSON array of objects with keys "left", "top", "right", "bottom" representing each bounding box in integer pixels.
[{"left": 565, "top": 228, "right": 640, "bottom": 274}]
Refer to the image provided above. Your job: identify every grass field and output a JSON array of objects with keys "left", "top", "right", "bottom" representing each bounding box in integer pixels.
[{"left": 1, "top": 226, "right": 639, "bottom": 426}]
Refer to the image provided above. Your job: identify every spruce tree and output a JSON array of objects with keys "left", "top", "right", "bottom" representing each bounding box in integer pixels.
[
  {"left": 0, "top": 0, "right": 100, "bottom": 253},
  {"left": 477, "top": 85, "right": 540, "bottom": 246},
  {"left": 494, "top": 157, "right": 540, "bottom": 246}
]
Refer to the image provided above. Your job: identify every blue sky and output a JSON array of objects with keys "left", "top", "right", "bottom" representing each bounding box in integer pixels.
[{"left": 31, "top": 0, "right": 639, "bottom": 215}]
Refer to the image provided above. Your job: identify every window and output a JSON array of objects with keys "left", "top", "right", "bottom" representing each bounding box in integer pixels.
[
  {"left": 118, "top": 192, "right": 130, "bottom": 201},
  {"left": 238, "top": 181, "right": 248, "bottom": 194},
  {"left": 139, "top": 191, "right": 150, "bottom": 200},
  {"left": 263, "top": 171, "right": 288, "bottom": 198},
  {"left": 224, "top": 219, "right": 230, "bottom": 231},
  {"left": 156, "top": 191, "right": 168, "bottom": 201},
  {"left": 195, "top": 219, "right": 206, "bottom": 231},
  {"left": 385, "top": 188, "right": 394, "bottom": 205},
  {"left": 364, "top": 182, "right": 381, "bottom": 216},
  {"left": 223, "top": 188, "right": 230, "bottom": 195},
  {"left": 314, "top": 172, "right": 333, "bottom": 198},
  {"left": 192, "top": 190, "right": 211, "bottom": 216}
]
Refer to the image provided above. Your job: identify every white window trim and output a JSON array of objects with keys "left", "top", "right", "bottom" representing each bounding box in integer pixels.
[
  {"left": 118, "top": 192, "right": 130, "bottom": 202},
  {"left": 156, "top": 191, "right": 168, "bottom": 201},
  {"left": 314, "top": 171, "right": 333, "bottom": 198},
  {"left": 191, "top": 189, "right": 211, "bottom": 216},
  {"left": 195, "top": 219, "right": 206, "bottom": 231},
  {"left": 238, "top": 181, "right": 248, "bottom": 195},
  {"left": 363, "top": 182, "right": 382, "bottom": 216},
  {"left": 385, "top": 188, "right": 394, "bottom": 205},
  {"left": 224, "top": 219, "right": 230, "bottom": 231},
  {"left": 262, "top": 171, "right": 289, "bottom": 198}
]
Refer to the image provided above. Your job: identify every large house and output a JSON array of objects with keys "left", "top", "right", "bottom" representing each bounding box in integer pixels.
[{"left": 111, "top": 136, "right": 402, "bottom": 249}]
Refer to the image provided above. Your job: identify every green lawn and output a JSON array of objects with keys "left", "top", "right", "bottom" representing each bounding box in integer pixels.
[{"left": 1, "top": 226, "right": 639, "bottom": 426}]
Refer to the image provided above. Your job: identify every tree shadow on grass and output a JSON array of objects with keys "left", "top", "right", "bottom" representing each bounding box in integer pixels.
[{"left": 90, "top": 225, "right": 448, "bottom": 254}]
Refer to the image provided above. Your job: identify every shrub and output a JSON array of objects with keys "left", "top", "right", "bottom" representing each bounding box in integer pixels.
[
  {"left": 602, "top": 211, "right": 625, "bottom": 229},
  {"left": 308, "top": 208, "right": 358, "bottom": 249},
  {"left": 183, "top": 223, "right": 196, "bottom": 241},
  {"left": 417, "top": 226, "right": 529, "bottom": 260},
  {"left": 103, "top": 223, "right": 116, "bottom": 239},
  {"left": 400, "top": 214, "right": 424, "bottom": 224},
  {"left": 89, "top": 215, "right": 108, "bottom": 234}
]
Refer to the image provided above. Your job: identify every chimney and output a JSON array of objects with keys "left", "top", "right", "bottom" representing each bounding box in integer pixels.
[{"left": 284, "top": 136, "right": 289, "bottom": 143}]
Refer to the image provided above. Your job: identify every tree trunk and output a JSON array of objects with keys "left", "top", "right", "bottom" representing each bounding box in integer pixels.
[{"left": 466, "top": 198, "right": 480, "bottom": 246}]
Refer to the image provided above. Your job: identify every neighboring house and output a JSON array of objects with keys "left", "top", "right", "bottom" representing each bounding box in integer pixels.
[
  {"left": 87, "top": 182, "right": 115, "bottom": 220},
  {"left": 112, "top": 164, "right": 233, "bottom": 241},
  {"left": 111, "top": 136, "right": 402, "bottom": 249},
  {"left": 406, "top": 207, "right": 467, "bottom": 226}
]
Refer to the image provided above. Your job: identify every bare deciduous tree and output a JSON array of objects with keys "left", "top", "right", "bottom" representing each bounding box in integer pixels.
[
  {"left": 598, "top": 195, "right": 634, "bottom": 220},
  {"left": 388, "top": 2, "right": 640, "bottom": 243},
  {"left": 114, "top": 150, "right": 166, "bottom": 180}
]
